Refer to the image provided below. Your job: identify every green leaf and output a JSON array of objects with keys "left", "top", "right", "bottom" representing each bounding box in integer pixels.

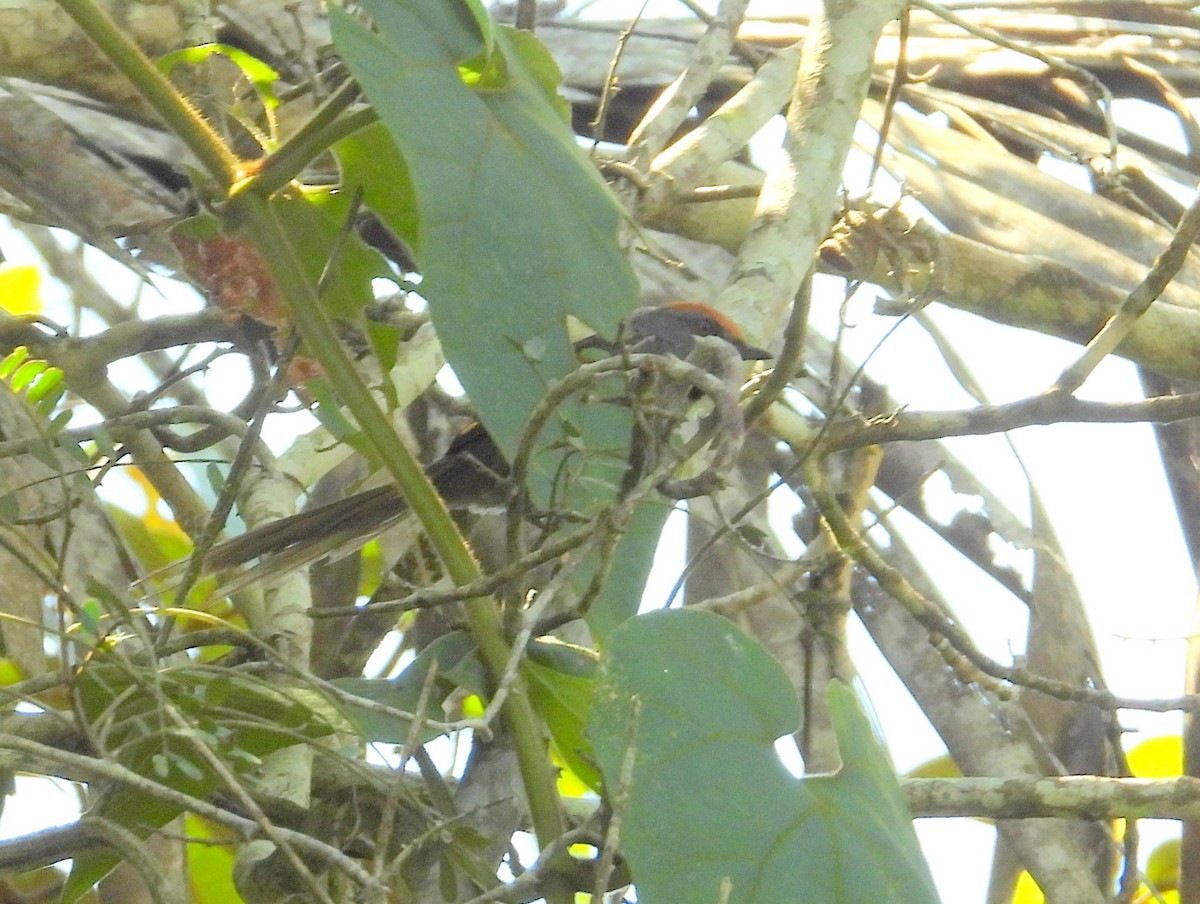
[
  {"left": 0, "top": 346, "right": 28, "bottom": 380},
  {"left": 150, "top": 752, "right": 170, "bottom": 779},
  {"left": 504, "top": 28, "right": 571, "bottom": 122},
  {"left": 205, "top": 462, "right": 225, "bottom": 496},
  {"left": 589, "top": 610, "right": 941, "bottom": 904},
  {"left": 332, "top": 630, "right": 487, "bottom": 743},
  {"left": 158, "top": 43, "right": 282, "bottom": 111},
  {"left": 332, "top": 0, "right": 662, "bottom": 637},
  {"left": 583, "top": 501, "right": 674, "bottom": 642},
  {"left": 457, "top": 0, "right": 495, "bottom": 60},
  {"left": 26, "top": 434, "right": 62, "bottom": 473},
  {"left": 64, "top": 664, "right": 335, "bottom": 901},
  {"left": 106, "top": 503, "right": 192, "bottom": 573},
  {"left": 330, "top": 0, "right": 637, "bottom": 467},
  {"left": 267, "top": 189, "right": 397, "bottom": 322},
  {"left": 438, "top": 850, "right": 460, "bottom": 902},
  {"left": 47, "top": 409, "right": 75, "bottom": 434},
  {"left": 525, "top": 640, "right": 601, "bottom": 790},
  {"left": 75, "top": 599, "right": 103, "bottom": 640},
  {"left": 92, "top": 426, "right": 116, "bottom": 459},
  {"left": 185, "top": 815, "right": 244, "bottom": 904},
  {"left": 332, "top": 124, "right": 418, "bottom": 408},
  {"left": 306, "top": 378, "right": 364, "bottom": 443},
  {"left": 334, "top": 122, "right": 420, "bottom": 260},
  {"left": 10, "top": 359, "right": 45, "bottom": 393},
  {"left": 24, "top": 366, "right": 62, "bottom": 403}
]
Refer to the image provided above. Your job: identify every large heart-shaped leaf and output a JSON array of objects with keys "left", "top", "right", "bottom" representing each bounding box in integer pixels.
[
  {"left": 589, "top": 609, "right": 941, "bottom": 904},
  {"left": 332, "top": 0, "right": 665, "bottom": 637},
  {"left": 331, "top": 0, "right": 638, "bottom": 468}
]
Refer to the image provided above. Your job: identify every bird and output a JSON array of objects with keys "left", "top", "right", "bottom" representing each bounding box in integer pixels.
[{"left": 195, "top": 302, "right": 769, "bottom": 587}]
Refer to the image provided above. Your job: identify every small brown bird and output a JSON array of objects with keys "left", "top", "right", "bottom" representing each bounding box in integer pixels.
[{"left": 198, "top": 302, "right": 769, "bottom": 586}]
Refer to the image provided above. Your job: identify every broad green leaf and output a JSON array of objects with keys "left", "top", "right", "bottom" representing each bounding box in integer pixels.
[
  {"left": 590, "top": 610, "right": 940, "bottom": 904},
  {"left": 525, "top": 641, "right": 601, "bottom": 791},
  {"left": 330, "top": 0, "right": 637, "bottom": 467},
  {"left": 186, "top": 815, "right": 245, "bottom": 904},
  {"left": 271, "top": 189, "right": 398, "bottom": 322},
  {"left": 332, "top": 631, "right": 487, "bottom": 743},
  {"left": 458, "top": 0, "right": 496, "bottom": 60},
  {"left": 332, "top": 0, "right": 663, "bottom": 637},
  {"left": 584, "top": 501, "right": 673, "bottom": 641},
  {"left": 334, "top": 122, "right": 419, "bottom": 262},
  {"left": 333, "top": 122, "right": 420, "bottom": 399}
]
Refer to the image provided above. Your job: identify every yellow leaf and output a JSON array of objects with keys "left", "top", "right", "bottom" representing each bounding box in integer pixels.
[
  {"left": 0, "top": 658, "right": 23, "bottom": 685},
  {"left": 1145, "top": 838, "right": 1180, "bottom": 892},
  {"left": 127, "top": 467, "right": 189, "bottom": 542},
  {"left": 552, "top": 748, "right": 592, "bottom": 798},
  {"left": 0, "top": 264, "right": 43, "bottom": 315},
  {"left": 1012, "top": 871, "right": 1044, "bottom": 904},
  {"left": 1127, "top": 735, "right": 1183, "bottom": 778},
  {"left": 906, "top": 753, "right": 961, "bottom": 778},
  {"left": 1134, "top": 890, "right": 1179, "bottom": 904},
  {"left": 186, "top": 814, "right": 245, "bottom": 904}
]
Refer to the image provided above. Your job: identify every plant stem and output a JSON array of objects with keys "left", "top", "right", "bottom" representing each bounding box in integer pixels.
[
  {"left": 55, "top": 0, "right": 239, "bottom": 187},
  {"left": 237, "top": 194, "right": 566, "bottom": 852},
  {"left": 57, "top": 0, "right": 568, "bottom": 874},
  {"left": 234, "top": 84, "right": 376, "bottom": 199}
]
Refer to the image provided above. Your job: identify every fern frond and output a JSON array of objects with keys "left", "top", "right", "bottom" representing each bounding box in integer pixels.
[{"left": 0, "top": 346, "right": 71, "bottom": 432}]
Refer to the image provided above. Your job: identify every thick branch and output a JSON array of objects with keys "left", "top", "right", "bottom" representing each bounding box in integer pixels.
[
  {"left": 766, "top": 384, "right": 1200, "bottom": 454},
  {"left": 907, "top": 775, "right": 1200, "bottom": 822}
]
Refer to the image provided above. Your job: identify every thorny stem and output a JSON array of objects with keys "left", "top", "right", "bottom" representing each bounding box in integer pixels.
[
  {"left": 56, "top": 0, "right": 240, "bottom": 187},
  {"left": 235, "top": 194, "right": 568, "bottom": 863}
]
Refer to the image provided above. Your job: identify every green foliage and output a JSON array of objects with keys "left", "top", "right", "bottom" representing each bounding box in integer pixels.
[
  {"left": 0, "top": 346, "right": 72, "bottom": 433},
  {"left": 184, "top": 815, "right": 245, "bottom": 904},
  {"left": 157, "top": 44, "right": 282, "bottom": 112},
  {"left": 333, "top": 630, "right": 488, "bottom": 744},
  {"left": 0, "top": 348, "right": 79, "bottom": 525},
  {"left": 330, "top": 0, "right": 639, "bottom": 470},
  {"left": 0, "top": 0, "right": 954, "bottom": 898},
  {"left": 64, "top": 664, "right": 335, "bottom": 902},
  {"left": 590, "top": 610, "right": 941, "bottom": 904},
  {"left": 331, "top": 0, "right": 666, "bottom": 643},
  {"left": 333, "top": 123, "right": 420, "bottom": 269},
  {"left": 524, "top": 639, "right": 601, "bottom": 790},
  {"left": 334, "top": 632, "right": 599, "bottom": 792},
  {"left": 583, "top": 501, "right": 675, "bottom": 642}
]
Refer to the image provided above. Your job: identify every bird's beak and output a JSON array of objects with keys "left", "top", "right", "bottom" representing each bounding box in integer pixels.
[{"left": 736, "top": 341, "right": 773, "bottom": 361}]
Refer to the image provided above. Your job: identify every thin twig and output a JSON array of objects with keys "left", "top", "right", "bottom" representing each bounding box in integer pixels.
[{"left": 1051, "top": 189, "right": 1200, "bottom": 394}]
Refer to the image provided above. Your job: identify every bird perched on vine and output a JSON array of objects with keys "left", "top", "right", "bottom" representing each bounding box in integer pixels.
[{"left": 194, "top": 301, "right": 769, "bottom": 590}]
